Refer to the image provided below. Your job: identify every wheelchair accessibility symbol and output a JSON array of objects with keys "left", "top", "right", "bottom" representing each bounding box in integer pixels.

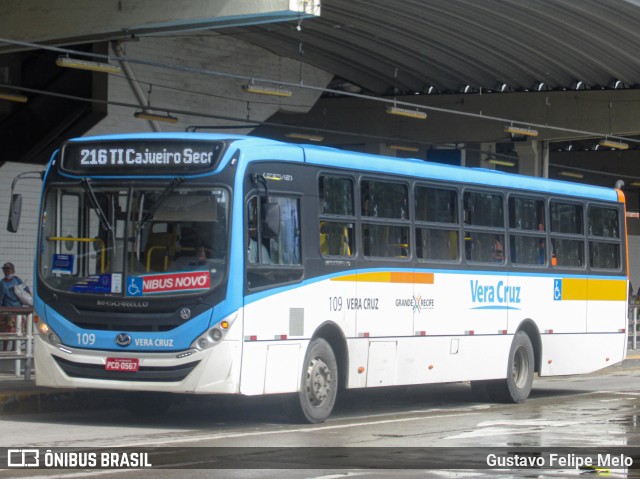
[
  {"left": 553, "top": 279, "right": 562, "bottom": 301},
  {"left": 127, "top": 277, "right": 143, "bottom": 296}
]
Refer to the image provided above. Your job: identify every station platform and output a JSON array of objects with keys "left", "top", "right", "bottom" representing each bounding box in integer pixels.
[{"left": 0, "top": 349, "right": 638, "bottom": 416}]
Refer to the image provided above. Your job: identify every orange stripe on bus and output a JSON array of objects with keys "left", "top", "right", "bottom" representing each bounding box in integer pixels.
[{"left": 331, "top": 271, "right": 434, "bottom": 284}]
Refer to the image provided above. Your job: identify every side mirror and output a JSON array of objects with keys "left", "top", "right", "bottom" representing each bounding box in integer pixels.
[
  {"left": 7, "top": 193, "right": 22, "bottom": 233},
  {"left": 262, "top": 202, "right": 280, "bottom": 239}
]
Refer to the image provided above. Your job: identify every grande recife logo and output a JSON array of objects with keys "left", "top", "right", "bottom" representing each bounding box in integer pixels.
[{"left": 128, "top": 271, "right": 210, "bottom": 295}]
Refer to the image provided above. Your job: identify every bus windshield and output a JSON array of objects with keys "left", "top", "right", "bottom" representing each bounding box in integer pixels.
[{"left": 39, "top": 183, "right": 229, "bottom": 297}]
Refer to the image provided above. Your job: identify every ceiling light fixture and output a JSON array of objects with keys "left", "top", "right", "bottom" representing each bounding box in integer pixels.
[
  {"left": 504, "top": 125, "right": 539, "bottom": 137},
  {"left": 572, "top": 80, "right": 586, "bottom": 90},
  {"left": 285, "top": 132, "right": 324, "bottom": 142},
  {"left": 630, "top": 181, "right": 640, "bottom": 187},
  {"left": 386, "top": 106, "right": 427, "bottom": 120},
  {"left": 389, "top": 144, "right": 419, "bottom": 152},
  {"left": 0, "top": 91, "right": 28, "bottom": 102},
  {"left": 487, "top": 158, "right": 516, "bottom": 167},
  {"left": 560, "top": 170, "right": 584, "bottom": 179},
  {"left": 242, "top": 83, "right": 292, "bottom": 97},
  {"left": 599, "top": 139, "right": 629, "bottom": 150},
  {"left": 533, "top": 81, "right": 547, "bottom": 92},
  {"left": 56, "top": 56, "right": 121, "bottom": 74},
  {"left": 134, "top": 111, "right": 179, "bottom": 124}
]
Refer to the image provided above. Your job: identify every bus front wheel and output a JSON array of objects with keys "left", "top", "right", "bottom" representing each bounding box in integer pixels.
[{"left": 287, "top": 338, "right": 338, "bottom": 424}]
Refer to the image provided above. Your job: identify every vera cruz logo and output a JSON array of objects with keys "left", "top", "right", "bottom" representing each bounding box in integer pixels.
[{"left": 470, "top": 279, "right": 522, "bottom": 310}]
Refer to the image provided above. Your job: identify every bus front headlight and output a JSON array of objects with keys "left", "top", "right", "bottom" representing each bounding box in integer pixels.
[
  {"left": 190, "top": 314, "right": 236, "bottom": 351},
  {"left": 36, "top": 320, "right": 61, "bottom": 346},
  {"left": 191, "top": 327, "right": 223, "bottom": 351}
]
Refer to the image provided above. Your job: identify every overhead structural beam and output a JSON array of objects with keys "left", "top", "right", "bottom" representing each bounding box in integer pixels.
[{"left": 0, "top": 0, "right": 320, "bottom": 53}]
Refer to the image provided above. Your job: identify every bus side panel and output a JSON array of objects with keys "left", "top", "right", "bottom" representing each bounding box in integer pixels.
[
  {"left": 586, "top": 278, "right": 627, "bottom": 333},
  {"left": 239, "top": 340, "right": 307, "bottom": 395},
  {"left": 394, "top": 335, "right": 511, "bottom": 385},
  {"left": 539, "top": 333, "right": 625, "bottom": 376},
  {"left": 240, "top": 277, "right": 352, "bottom": 395},
  {"left": 507, "top": 275, "right": 588, "bottom": 335}
]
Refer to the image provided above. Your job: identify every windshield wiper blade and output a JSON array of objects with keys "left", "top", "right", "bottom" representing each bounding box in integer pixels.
[
  {"left": 137, "top": 177, "right": 184, "bottom": 229},
  {"left": 81, "top": 179, "right": 114, "bottom": 235}
]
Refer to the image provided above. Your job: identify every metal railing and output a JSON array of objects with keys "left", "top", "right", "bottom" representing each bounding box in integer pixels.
[
  {"left": 629, "top": 304, "right": 639, "bottom": 351},
  {"left": 0, "top": 306, "right": 34, "bottom": 380}
]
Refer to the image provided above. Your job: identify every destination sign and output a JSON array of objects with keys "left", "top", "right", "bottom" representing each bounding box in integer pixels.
[{"left": 60, "top": 140, "right": 225, "bottom": 175}]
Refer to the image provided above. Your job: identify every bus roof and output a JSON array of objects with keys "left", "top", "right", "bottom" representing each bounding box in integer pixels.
[
  {"left": 70, "top": 132, "right": 619, "bottom": 203},
  {"left": 300, "top": 142, "right": 620, "bottom": 203}
]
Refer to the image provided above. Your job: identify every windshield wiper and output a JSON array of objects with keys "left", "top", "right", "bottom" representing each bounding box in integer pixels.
[
  {"left": 81, "top": 179, "right": 114, "bottom": 236},
  {"left": 136, "top": 177, "right": 184, "bottom": 231}
]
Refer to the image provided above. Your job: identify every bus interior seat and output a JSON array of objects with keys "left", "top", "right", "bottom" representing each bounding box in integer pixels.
[
  {"left": 320, "top": 222, "right": 351, "bottom": 256},
  {"left": 144, "top": 225, "right": 177, "bottom": 271}
]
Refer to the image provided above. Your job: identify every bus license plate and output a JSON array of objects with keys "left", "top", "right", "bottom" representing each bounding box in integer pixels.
[{"left": 105, "top": 358, "right": 139, "bottom": 372}]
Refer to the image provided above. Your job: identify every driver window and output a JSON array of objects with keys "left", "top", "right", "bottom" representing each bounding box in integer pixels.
[{"left": 246, "top": 195, "right": 303, "bottom": 289}]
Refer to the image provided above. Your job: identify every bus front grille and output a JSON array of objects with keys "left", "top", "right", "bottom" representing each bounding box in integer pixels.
[{"left": 53, "top": 356, "right": 200, "bottom": 382}]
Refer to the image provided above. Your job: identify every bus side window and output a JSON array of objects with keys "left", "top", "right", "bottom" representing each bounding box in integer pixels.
[
  {"left": 415, "top": 185, "right": 459, "bottom": 262},
  {"left": 588, "top": 205, "right": 621, "bottom": 270},
  {"left": 247, "top": 197, "right": 271, "bottom": 264},
  {"left": 550, "top": 201, "right": 584, "bottom": 268},
  {"left": 508, "top": 196, "right": 546, "bottom": 266},
  {"left": 319, "top": 175, "right": 355, "bottom": 258}
]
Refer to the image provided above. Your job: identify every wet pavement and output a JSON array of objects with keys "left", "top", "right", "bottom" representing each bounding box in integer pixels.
[{"left": 0, "top": 348, "right": 638, "bottom": 415}]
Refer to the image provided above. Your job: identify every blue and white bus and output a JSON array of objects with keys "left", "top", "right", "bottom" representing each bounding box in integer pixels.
[{"left": 15, "top": 133, "right": 629, "bottom": 422}]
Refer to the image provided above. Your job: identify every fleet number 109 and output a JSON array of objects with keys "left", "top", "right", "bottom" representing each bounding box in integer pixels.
[
  {"left": 329, "top": 296, "right": 343, "bottom": 311},
  {"left": 77, "top": 333, "right": 96, "bottom": 345}
]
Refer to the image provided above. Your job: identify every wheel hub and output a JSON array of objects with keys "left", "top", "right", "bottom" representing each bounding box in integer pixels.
[{"left": 307, "top": 358, "right": 332, "bottom": 405}]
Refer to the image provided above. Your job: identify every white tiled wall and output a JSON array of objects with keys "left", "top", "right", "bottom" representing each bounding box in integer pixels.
[{"left": 0, "top": 162, "right": 46, "bottom": 289}]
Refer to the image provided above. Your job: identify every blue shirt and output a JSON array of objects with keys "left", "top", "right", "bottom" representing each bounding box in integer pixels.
[{"left": 0, "top": 276, "right": 26, "bottom": 307}]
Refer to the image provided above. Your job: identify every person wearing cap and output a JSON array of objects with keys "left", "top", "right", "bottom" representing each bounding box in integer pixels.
[
  {"left": 1, "top": 262, "right": 30, "bottom": 351},
  {"left": 0, "top": 262, "right": 29, "bottom": 308}
]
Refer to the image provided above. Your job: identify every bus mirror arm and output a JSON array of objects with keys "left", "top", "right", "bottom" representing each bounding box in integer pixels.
[
  {"left": 250, "top": 174, "right": 279, "bottom": 238},
  {"left": 250, "top": 174, "right": 269, "bottom": 198},
  {"left": 7, "top": 171, "right": 44, "bottom": 233}
]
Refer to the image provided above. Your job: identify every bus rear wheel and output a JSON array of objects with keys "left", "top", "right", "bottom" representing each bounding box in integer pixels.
[
  {"left": 287, "top": 338, "right": 338, "bottom": 424},
  {"left": 472, "top": 331, "right": 534, "bottom": 404}
]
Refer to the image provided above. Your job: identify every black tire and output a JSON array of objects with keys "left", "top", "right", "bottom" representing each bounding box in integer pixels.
[
  {"left": 122, "top": 391, "right": 174, "bottom": 416},
  {"left": 287, "top": 338, "right": 338, "bottom": 424},
  {"left": 485, "top": 331, "right": 534, "bottom": 403}
]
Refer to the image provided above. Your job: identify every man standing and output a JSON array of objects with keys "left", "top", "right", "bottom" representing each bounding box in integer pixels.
[
  {"left": 0, "top": 262, "right": 28, "bottom": 308},
  {"left": 0, "top": 262, "right": 30, "bottom": 351}
]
